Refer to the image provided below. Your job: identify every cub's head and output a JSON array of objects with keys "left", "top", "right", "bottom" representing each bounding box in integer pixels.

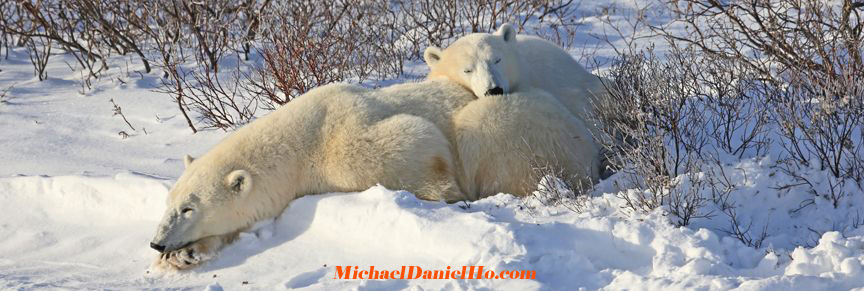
[
  {"left": 149, "top": 155, "right": 254, "bottom": 253},
  {"left": 424, "top": 24, "right": 521, "bottom": 98}
]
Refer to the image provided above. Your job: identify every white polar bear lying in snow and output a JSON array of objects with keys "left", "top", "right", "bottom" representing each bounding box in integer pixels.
[{"left": 150, "top": 80, "right": 600, "bottom": 270}]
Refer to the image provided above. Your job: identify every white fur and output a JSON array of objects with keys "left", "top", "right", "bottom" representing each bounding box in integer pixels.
[
  {"left": 150, "top": 79, "right": 600, "bottom": 270},
  {"left": 424, "top": 27, "right": 520, "bottom": 98},
  {"left": 151, "top": 80, "right": 472, "bottom": 269},
  {"left": 454, "top": 89, "right": 600, "bottom": 197},
  {"left": 424, "top": 24, "right": 608, "bottom": 124}
]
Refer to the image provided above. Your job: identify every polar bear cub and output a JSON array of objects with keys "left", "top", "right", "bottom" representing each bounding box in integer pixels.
[{"left": 424, "top": 24, "right": 607, "bottom": 120}]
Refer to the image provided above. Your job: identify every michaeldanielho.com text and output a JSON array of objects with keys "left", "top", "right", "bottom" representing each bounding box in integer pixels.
[{"left": 333, "top": 266, "right": 536, "bottom": 280}]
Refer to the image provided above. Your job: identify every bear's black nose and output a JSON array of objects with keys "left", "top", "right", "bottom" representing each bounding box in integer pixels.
[
  {"left": 485, "top": 87, "right": 504, "bottom": 96},
  {"left": 150, "top": 242, "right": 166, "bottom": 252}
]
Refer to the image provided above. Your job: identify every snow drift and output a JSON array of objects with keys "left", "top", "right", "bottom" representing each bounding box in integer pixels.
[{"left": 1, "top": 174, "right": 863, "bottom": 290}]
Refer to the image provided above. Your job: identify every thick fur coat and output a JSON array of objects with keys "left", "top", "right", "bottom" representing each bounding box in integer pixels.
[{"left": 151, "top": 79, "right": 600, "bottom": 270}]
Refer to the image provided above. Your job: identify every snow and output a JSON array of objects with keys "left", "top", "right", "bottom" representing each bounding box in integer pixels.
[
  {"left": 2, "top": 1, "right": 864, "bottom": 290},
  {"left": 2, "top": 173, "right": 863, "bottom": 289},
  {"left": 0, "top": 50, "right": 225, "bottom": 178}
]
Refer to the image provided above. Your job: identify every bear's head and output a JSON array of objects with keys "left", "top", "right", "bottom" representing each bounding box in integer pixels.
[
  {"left": 150, "top": 154, "right": 255, "bottom": 253},
  {"left": 424, "top": 24, "right": 521, "bottom": 98}
]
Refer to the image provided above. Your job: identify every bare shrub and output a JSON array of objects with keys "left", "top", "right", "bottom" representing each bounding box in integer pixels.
[
  {"left": 0, "top": 1, "right": 22, "bottom": 61},
  {"left": 590, "top": 0, "right": 864, "bottom": 235},
  {"left": 152, "top": 59, "right": 198, "bottom": 133},
  {"left": 25, "top": 37, "right": 51, "bottom": 80},
  {"left": 594, "top": 47, "right": 771, "bottom": 225},
  {"left": 656, "top": 0, "right": 864, "bottom": 204},
  {"left": 140, "top": 0, "right": 197, "bottom": 133},
  {"left": 721, "top": 207, "right": 768, "bottom": 248},
  {"left": 246, "top": 1, "right": 405, "bottom": 107},
  {"left": 151, "top": 0, "right": 264, "bottom": 130},
  {"left": 658, "top": 0, "right": 864, "bottom": 84},
  {"left": 776, "top": 65, "right": 864, "bottom": 181},
  {"left": 527, "top": 156, "right": 596, "bottom": 213},
  {"left": 171, "top": 0, "right": 242, "bottom": 73},
  {"left": 18, "top": 1, "right": 109, "bottom": 82},
  {"left": 70, "top": 0, "right": 153, "bottom": 73},
  {"left": 594, "top": 47, "right": 713, "bottom": 225},
  {"left": 2, "top": 0, "right": 590, "bottom": 131},
  {"left": 181, "top": 61, "right": 258, "bottom": 130},
  {"left": 392, "top": 0, "right": 586, "bottom": 59},
  {"left": 392, "top": 0, "right": 530, "bottom": 56},
  {"left": 772, "top": 64, "right": 864, "bottom": 207},
  {"left": 524, "top": 1, "right": 587, "bottom": 49},
  {"left": 699, "top": 56, "right": 772, "bottom": 159}
]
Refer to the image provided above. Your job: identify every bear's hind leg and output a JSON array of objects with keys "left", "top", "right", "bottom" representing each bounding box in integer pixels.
[{"left": 359, "top": 114, "right": 465, "bottom": 201}]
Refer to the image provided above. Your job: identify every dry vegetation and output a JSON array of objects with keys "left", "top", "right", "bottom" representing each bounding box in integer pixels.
[
  {"left": 0, "top": 0, "right": 582, "bottom": 130},
  {"left": 594, "top": 0, "right": 864, "bottom": 229}
]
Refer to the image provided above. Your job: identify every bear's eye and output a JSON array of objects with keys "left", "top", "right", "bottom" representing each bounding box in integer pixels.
[
  {"left": 181, "top": 207, "right": 195, "bottom": 216},
  {"left": 463, "top": 69, "right": 472, "bottom": 74},
  {"left": 494, "top": 58, "right": 501, "bottom": 64}
]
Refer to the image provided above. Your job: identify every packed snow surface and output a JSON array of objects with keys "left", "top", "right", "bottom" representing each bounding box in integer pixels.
[{"left": 1, "top": 174, "right": 864, "bottom": 289}]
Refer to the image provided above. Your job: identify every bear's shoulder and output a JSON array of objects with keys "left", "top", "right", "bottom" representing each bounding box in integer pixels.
[{"left": 373, "top": 80, "right": 473, "bottom": 108}]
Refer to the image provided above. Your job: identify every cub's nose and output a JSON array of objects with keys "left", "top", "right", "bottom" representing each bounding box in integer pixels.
[
  {"left": 485, "top": 87, "right": 504, "bottom": 96},
  {"left": 150, "top": 242, "right": 166, "bottom": 252}
]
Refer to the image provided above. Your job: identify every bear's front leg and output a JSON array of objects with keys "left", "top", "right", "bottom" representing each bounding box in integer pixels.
[{"left": 153, "top": 233, "right": 234, "bottom": 270}]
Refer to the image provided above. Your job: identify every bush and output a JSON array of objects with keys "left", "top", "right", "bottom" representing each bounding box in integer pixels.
[
  {"left": 0, "top": 0, "right": 589, "bottom": 131},
  {"left": 594, "top": 47, "right": 712, "bottom": 225},
  {"left": 664, "top": 0, "right": 864, "bottom": 205},
  {"left": 594, "top": 0, "right": 864, "bottom": 227}
]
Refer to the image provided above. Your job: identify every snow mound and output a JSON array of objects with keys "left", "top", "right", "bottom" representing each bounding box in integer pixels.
[{"left": 1, "top": 174, "right": 863, "bottom": 289}]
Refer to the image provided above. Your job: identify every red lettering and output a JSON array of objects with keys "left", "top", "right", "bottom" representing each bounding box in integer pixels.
[
  {"left": 407, "top": 266, "right": 422, "bottom": 279},
  {"left": 331, "top": 265, "right": 535, "bottom": 280},
  {"left": 333, "top": 266, "right": 352, "bottom": 279}
]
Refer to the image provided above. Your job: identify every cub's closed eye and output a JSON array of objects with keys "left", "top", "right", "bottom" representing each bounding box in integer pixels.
[
  {"left": 495, "top": 58, "right": 501, "bottom": 64},
  {"left": 463, "top": 69, "right": 472, "bottom": 73},
  {"left": 181, "top": 208, "right": 194, "bottom": 215}
]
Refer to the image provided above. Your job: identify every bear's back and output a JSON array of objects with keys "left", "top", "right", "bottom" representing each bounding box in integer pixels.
[
  {"left": 370, "top": 79, "right": 476, "bottom": 139},
  {"left": 514, "top": 35, "right": 599, "bottom": 90}
]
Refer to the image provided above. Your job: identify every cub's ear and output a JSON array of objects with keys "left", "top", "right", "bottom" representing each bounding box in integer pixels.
[
  {"left": 424, "top": 46, "right": 442, "bottom": 66},
  {"left": 225, "top": 170, "right": 252, "bottom": 195},
  {"left": 495, "top": 23, "right": 516, "bottom": 42},
  {"left": 183, "top": 155, "right": 195, "bottom": 168}
]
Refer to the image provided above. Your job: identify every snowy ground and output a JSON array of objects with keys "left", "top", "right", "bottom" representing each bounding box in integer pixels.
[
  {"left": 2, "top": 2, "right": 864, "bottom": 290},
  {"left": 4, "top": 173, "right": 864, "bottom": 290}
]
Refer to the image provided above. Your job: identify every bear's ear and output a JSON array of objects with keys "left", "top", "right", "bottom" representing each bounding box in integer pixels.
[
  {"left": 183, "top": 155, "right": 195, "bottom": 168},
  {"left": 424, "top": 47, "right": 442, "bottom": 66},
  {"left": 225, "top": 170, "right": 252, "bottom": 195},
  {"left": 495, "top": 23, "right": 516, "bottom": 43}
]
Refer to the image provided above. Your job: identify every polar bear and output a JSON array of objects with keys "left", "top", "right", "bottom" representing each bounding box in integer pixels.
[
  {"left": 150, "top": 80, "right": 473, "bottom": 270},
  {"left": 423, "top": 23, "right": 607, "bottom": 122},
  {"left": 149, "top": 80, "right": 600, "bottom": 270},
  {"left": 454, "top": 89, "right": 600, "bottom": 197}
]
